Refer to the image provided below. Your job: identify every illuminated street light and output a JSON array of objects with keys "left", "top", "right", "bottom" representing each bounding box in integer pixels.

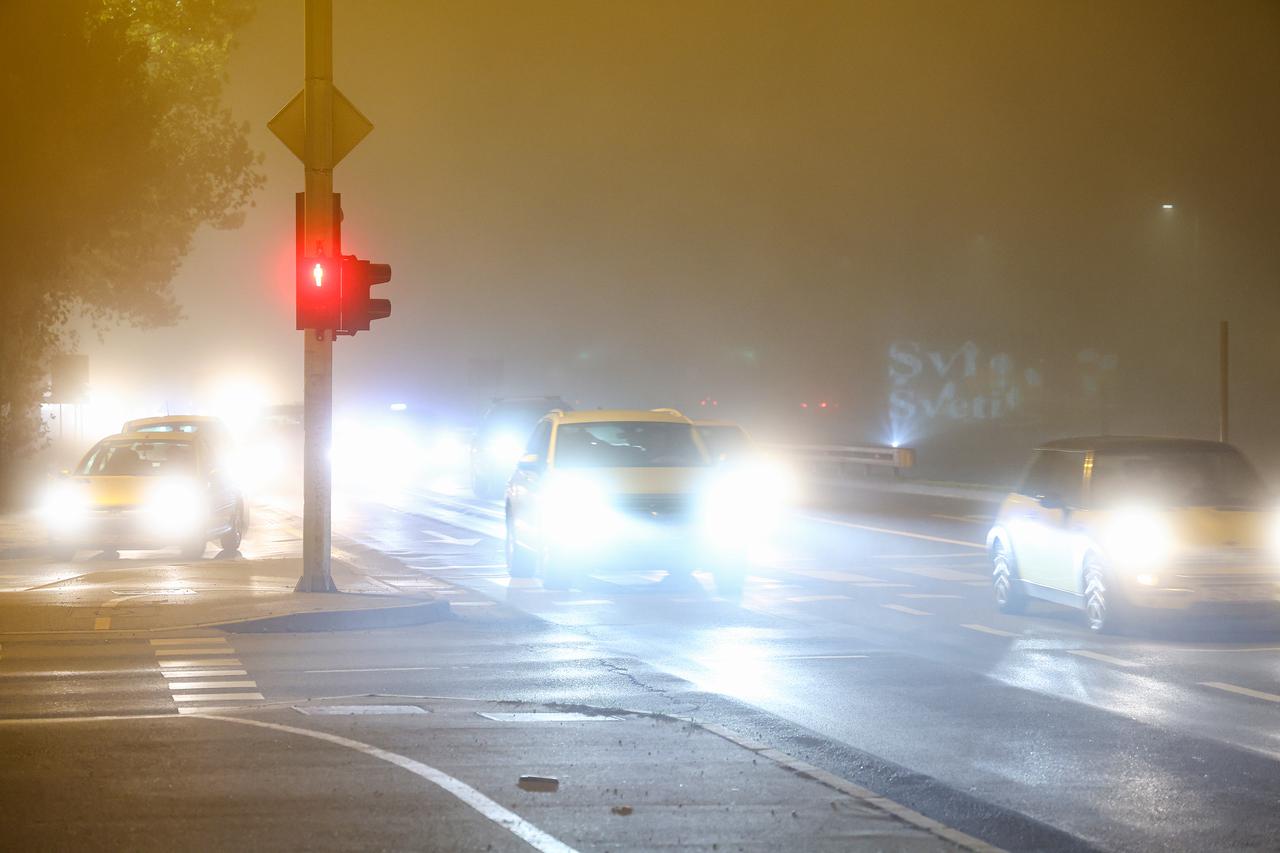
[{"left": 1161, "top": 203, "right": 1175, "bottom": 210}]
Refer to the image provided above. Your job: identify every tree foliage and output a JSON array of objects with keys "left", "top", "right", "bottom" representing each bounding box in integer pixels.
[{"left": 0, "top": 0, "right": 262, "bottom": 488}]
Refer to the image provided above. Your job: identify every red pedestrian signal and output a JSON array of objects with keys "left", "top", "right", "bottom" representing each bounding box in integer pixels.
[
  {"left": 297, "top": 254, "right": 341, "bottom": 331},
  {"left": 339, "top": 256, "right": 392, "bottom": 335}
]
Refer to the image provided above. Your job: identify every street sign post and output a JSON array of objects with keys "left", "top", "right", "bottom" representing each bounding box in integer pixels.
[{"left": 269, "top": 0, "right": 373, "bottom": 593}]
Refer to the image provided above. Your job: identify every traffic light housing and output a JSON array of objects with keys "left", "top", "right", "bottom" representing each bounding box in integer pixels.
[
  {"left": 295, "top": 192, "right": 343, "bottom": 331},
  {"left": 339, "top": 256, "right": 392, "bottom": 334}
]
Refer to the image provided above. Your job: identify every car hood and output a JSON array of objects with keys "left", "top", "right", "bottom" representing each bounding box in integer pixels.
[
  {"left": 75, "top": 476, "right": 156, "bottom": 508},
  {"left": 552, "top": 467, "right": 712, "bottom": 496}
]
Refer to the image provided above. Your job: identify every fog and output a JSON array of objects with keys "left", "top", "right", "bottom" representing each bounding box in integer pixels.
[{"left": 76, "top": 0, "right": 1280, "bottom": 480}]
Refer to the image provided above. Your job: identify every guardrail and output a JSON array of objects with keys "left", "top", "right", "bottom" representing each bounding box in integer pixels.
[{"left": 767, "top": 443, "right": 916, "bottom": 475}]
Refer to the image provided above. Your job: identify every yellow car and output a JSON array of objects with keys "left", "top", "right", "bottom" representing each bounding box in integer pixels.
[
  {"left": 505, "top": 408, "right": 775, "bottom": 591},
  {"left": 987, "top": 436, "right": 1280, "bottom": 632},
  {"left": 41, "top": 431, "right": 247, "bottom": 560}
]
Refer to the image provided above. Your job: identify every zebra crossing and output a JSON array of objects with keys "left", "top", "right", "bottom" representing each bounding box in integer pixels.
[{"left": 150, "top": 636, "right": 266, "bottom": 715}]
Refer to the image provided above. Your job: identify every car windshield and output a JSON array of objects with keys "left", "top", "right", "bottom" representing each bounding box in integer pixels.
[
  {"left": 554, "top": 422, "right": 709, "bottom": 468},
  {"left": 133, "top": 423, "right": 199, "bottom": 433},
  {"left": 697, "top": 426, "right": 752, "bottom": 461},
  {"left": 79, "top": 440, "right": 196, "bottom": 477},
  {"left": 1090, "top": 446, "right": 1269, "bottom": 508}
]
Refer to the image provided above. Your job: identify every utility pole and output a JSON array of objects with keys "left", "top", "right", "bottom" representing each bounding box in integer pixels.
[
  {"left": 1219, "top": 320, "right": 1229, "bottom": 444},
  {"left": 270, "top": 0, "right": 374, "bottom": 592}
]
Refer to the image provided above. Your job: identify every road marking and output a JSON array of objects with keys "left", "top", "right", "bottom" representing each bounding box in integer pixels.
[
  {"left": 172, "top": 692, "right": 265, "bottom": 702},
  {"left": 812, "top": 516, "right": 985, "bottom": 549},
  {"left": 792, "top": 569, "right": 883, "bottom": 583},
  {"left": 304, "top": 666, "right": 441, "bottom": 674},
  {"left": 421, "top": 530, "right": 482, "bottom": 547},
  {"left": 930, "top": 513, "right": 989, "bottom": 524},
  {"left": 891, "top": 565, "right": 986, "bottom": 581},
  {"left": 449, "top": 600, "right": 496, "bottom": 607},
  {"left": 93, "top": 617, "right": 111, "bottom": 630},
  {"left": 898, "top": 593, "right": 963, "bottom": 599},
  {"left": 1200, "top": 681, "right": 1280, "bottom": 703},
  {"left": 785, "top": 594, "right": 852, "bottom": 603},
  {"left": 177, "top": 706, "right": 264, "bottom": 715},
  {"left": 1067, "top": 650, "right": 1141, "bottom": 668},
  {"left": 1178, "top": 646, "right": 1280, "bottom": 654},
  {"left": 161, "top": 670, "right": 248, "bottom": 679},
  {"left": 159, "top": 658, "right": 241, "bottom": 668},
  {"left": 961, "top": 624, "right": 1018, "bottom": 638},
  {"left": 552, "top": 599, "right": 614, "bottom": 606},
  {"left": 153, "top": 648, "right": 234, "bottom": 657},
  {"left": 783, "top": 654, "right": 869, "bottom": 660},
  {"left": 880, "top": 603, "right": 932, "bottom": 616},
  {"left": 149, "top": 637, "right": 228, "bottom": 646},
  {"left": 203, "top": 715, "right": 580, "bottom": 853},
  {"left": 167, "top": 680, "right": 259, "bottom": 690},
  {"left": 410, "top": 564, "right": 506, "bottom": 571}
]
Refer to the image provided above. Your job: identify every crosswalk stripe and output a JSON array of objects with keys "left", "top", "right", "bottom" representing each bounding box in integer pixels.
[
  {"left": 891, "top": 565, "right": 986, "bottom": 582},
  {"left": 172, "top": 692, "right": 264, "bottom": 702},
  {"left": 153, "top": 648, "right": 234, "bottom": 656},
  {"left": 1067, "top": 650, "right": 1142, "bottom": 668},
  {"left": 149, "top": 638, "right": 228, "bottom": 646},
  {"left": 158, "top": 658, "right": 241, "bottom": 668},
  {"left": 1200, "top": 681, "right": 1280, "bottom": 703},
  {"left": 880, "top": 603, "right": 932, "bottom": 616},
  {"left": 160, "top": 670, "right": 247, "bottom": 679},
  {"left": 168, "top": 681, "right": 258, "bottom": 690},
  {"left": 961, "top": 624, "right": 1018, "bottom": 638}
]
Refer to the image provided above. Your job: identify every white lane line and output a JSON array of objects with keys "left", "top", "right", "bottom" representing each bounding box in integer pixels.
[
  {"left": 784, "top": 594, "right": 852, "bottom": 603},
  {"left": 891, "top": 565, "right": 986, "bottom": 582},
  {"left": 202, "top": 715, "right": 579, "bottom": 853},
  {"left": 153, "top": 648, "right": 234, "bottom": 657},
  {"left": 1067, "top": 650, "right": 1142, "bottom": 668},
  {"left": 177, "top": 706, "right": 264, "bottom": 715},
  {"left": 812, "top": 516, "right": 985, "bottom": 549},
  {"left": 1177, "top": 646, "right": 1280, "bottom": 654},
  {"left": 1200, "top": 681, "right": 1280, "bottom": 703},
  {"left": 961, "top": 624, "right": 1019, "bottom": 638},
  {"left": 880, "top": 604, "right": 932, "bottom": 616},
  {"left": 161, "top": 670, "right": 248, "bottom": 679},
  {"left": 784, "top": 654, "right": 868, "bottom": 660},
  {"left": 167, "top": 681, "right": 259, "bottom": 691},
  {"left": 552, "top": 599, "right": 614, "bottom": 606},
  {"left": 930, "top": 514, "right": 988, "bottom": 524},
  {"left": 149, "top": 638, "right": 228, "bottom": 646},
  {"left": 304, "top": 666, "right": 441, "bottom": 674},
  {"left": 158, "top": 658, "right": 241, "bottom": 668},
  {"left": 172, "top": 692, "right": 265, "bottom": 702}
]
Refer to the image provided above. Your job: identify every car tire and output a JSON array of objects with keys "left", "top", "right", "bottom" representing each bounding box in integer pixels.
[
  {"left": 992, "top": 540, "right": 1027, "bottom": 614},
  {"left": 1083, "top": 555, "right": 1126, "bottom": 634},
  {"left": 219, "top": 505, "right": 244, "bottom": 552},
  {"left": 506, "top": 512, "right": 535, "bottom": 578}
]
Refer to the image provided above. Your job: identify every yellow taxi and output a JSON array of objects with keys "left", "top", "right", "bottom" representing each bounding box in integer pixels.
[
  {"left": 40, "top": 431, "right": 247, "bottom": 560},
  {"left": 505, "top": 408, "right": 780, "bottom": 591},
  {"left": 987, "top": 436, "right": 1280, "bottom": 632}
]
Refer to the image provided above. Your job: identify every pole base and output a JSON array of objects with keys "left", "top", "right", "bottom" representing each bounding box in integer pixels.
[{"left": 295, "top": 573, "right": 338, "bottom": 593}]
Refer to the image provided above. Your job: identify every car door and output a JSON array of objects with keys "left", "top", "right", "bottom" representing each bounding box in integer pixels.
[
  {"left": 1010, "top": 449, "right": 1085, "bottom": 591},
  {"left": 508, "top": 419, "right": 552, "bottom": 550}
]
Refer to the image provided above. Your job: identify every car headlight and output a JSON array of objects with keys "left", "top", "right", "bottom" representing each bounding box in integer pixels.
[
  {"left": 701, "top": 463, "right": 790, "bottom": 546},
  {"left": 145, "top": 478, "right": 206, "bottom": 537},
  {"left": 486, "top": 433, "right": 526, "bottom": 465},
  {"left": 1105, "top": 507, "right": 1174, "bottom": 568},
  {"left": 541, "top": 475, "right": 614, "bottom": 546},
  {"left": 40, "top": 482, "right": 90, "bottom": 534}
]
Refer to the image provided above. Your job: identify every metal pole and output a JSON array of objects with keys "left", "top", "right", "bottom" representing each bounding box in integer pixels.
[
  {"left": 298, "top": 0, "right": 336, "bottom": 592},
  {"left": 1218, "top": 320, "right": 1229, "bottom": 444}
]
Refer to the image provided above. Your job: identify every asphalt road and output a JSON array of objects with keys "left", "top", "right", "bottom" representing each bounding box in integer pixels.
[
  {"left": 324, "top": 479, "right": 1280, "bottom": 852},
  {"left": 3, "top": 479, "right": 1280, "bottom": 851}
]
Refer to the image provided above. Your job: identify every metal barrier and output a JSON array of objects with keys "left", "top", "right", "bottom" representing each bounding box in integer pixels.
[{"left": 766, "top": 443, "right": 916, "bottom": 475}]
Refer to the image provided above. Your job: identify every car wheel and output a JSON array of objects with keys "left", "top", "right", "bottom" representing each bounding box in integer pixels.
[
  {"left": 219, "top": 505, "right": 244, "bottom": 552},
  {"left": 992, "top": 541, "right": 1027, "bottom": 614},
  {"left": 506, "top": 511, "right": 535, "bottom": 578},
  {"left": 1083, "top": 555, "right": 1125, "bottom": 633}
]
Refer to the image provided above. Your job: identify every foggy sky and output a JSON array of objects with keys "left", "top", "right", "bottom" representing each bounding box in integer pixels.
[{"left": 83, "top": 1, "right": 1280, "bottom": 461}]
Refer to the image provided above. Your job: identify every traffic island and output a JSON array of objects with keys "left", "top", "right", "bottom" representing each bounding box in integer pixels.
[{"left": 0, "top": 556, "right": 450, "bottom": 635}]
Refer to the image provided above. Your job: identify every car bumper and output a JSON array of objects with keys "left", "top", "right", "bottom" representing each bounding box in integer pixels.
[
  {"left": 48, "top": 510, "right": 213, "bottom": 551},
  {"left": 1123, "top": 573, "right": 1280, "bottom": 613}
]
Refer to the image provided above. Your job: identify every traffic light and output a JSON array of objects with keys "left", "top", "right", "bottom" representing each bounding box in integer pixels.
[
  {"left": 295, "top": 192, "right": 343, "bottom": 331},
  {"left": 339, "top": 255, "right": 392, "bottom": 334},
  {"left": 297, "top": 255, "right": 342, "bottom": 331}
]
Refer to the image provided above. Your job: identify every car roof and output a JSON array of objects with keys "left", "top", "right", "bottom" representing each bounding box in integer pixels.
[
  {"left": 1039, "top": 435, "right": 1237, "bottom": 453},
  {"left": 123, "top": 415, "right": 227, "bottom": 430},
  {"left": 550, "top": 408, "right": 691, "bottom": 425},
  {"left": 693, "top": 419, "right": 744, "bottom": 429},
  {"left": 98, "top": 431, "right": 201, "bottom": 444}
]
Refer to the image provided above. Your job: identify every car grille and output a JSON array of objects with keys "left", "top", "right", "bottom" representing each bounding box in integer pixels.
[{"left": 613, "top": 494, "right": 695, "bottom": 522}]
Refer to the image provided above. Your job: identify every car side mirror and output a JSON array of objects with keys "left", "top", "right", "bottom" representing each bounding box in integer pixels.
[
  {"left": 1038, "top": 492, "right": 1065, "bottom": 510},
  {"left": 516, "top": 453, "right": 540, "bottom": 472}
]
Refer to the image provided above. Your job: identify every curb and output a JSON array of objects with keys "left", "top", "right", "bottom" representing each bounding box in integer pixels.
[{"left": 219, "top": 597, "right": 453, "bottom": 633}]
